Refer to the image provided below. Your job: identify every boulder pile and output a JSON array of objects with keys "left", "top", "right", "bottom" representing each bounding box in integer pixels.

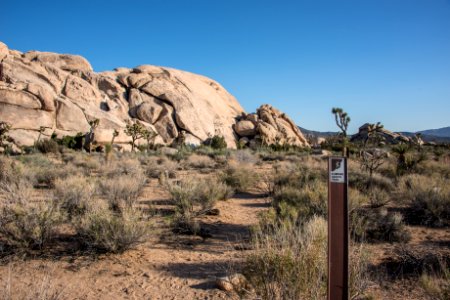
[
  {"left": 0, "top": 42, "right": 309, "bottom": 150},
  {"left": 233, "top": 104, "right": 309, "bottom": 148}
]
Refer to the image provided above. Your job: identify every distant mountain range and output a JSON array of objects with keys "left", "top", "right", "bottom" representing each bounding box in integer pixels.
[
  {"left": 417, "top": 127, "right": 450, "bottom": 138},
  {"left": 299, "top": 126, "right": 450, "bottom": 143}
]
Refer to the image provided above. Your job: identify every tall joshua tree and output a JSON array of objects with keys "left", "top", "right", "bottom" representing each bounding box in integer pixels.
[
  {"left": 124, "top": 120, "right": 146, "bottom": 151},
  {"left": 331, "top": 107, "right": 351, "bottom": 157}
]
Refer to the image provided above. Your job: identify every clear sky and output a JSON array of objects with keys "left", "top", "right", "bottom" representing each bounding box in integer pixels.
[{"left": 1, "top": 0, "right": 449, "bottom": 133}]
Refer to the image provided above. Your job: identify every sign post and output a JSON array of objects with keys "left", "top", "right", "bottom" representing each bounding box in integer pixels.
[{"left": 328, "top": 156, "right": 349, "bottom": 300}]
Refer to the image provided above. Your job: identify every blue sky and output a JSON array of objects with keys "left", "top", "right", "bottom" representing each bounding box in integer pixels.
[{"left": 1, "top": 0, "right": 449, "bottom": 133}]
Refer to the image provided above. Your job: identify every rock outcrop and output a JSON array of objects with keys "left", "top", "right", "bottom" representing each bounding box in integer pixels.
[
  {"left": 234, "top": 104, "right": 309, "bottom": 148},
  {"left": 0, "top": 42, "right": 309, "bottom": 149},
  {"left": 351, "top": 123, "right": 412, "bottom": 144}
]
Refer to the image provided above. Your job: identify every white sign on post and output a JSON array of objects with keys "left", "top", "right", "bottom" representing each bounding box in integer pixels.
[{"left": 329, "top": 157, "right": 346, "bottom": 183}]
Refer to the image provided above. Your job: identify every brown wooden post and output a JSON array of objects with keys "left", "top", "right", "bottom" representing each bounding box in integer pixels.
[{"left": 328, "top": 156, "right": 349, "bottom": 300}]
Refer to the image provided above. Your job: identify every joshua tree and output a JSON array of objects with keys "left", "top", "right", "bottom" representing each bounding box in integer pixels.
[
  {"left": 124, "top": 120, "right": 146, "bottom": 151},
  {"left": 105, "top": 129, "right": 119, "bottom": 162},
  {"left": 331, "top": 107, "right": 351, "bottom": 157},
  {"left": 84, "top": 119, "right": 100, "bottom": 153},
  {"left": 358, "top": 122, "right": 385, "bottom": 188}
]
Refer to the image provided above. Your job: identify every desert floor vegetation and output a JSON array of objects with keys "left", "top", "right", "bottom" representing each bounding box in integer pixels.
[{"left": 0, "top": 144, "right": 449, "bottom": 299}]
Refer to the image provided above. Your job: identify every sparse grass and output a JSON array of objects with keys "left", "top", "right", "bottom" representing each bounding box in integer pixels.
[{"left": 74, "top": 206, "right": 149, "bottom": 253}]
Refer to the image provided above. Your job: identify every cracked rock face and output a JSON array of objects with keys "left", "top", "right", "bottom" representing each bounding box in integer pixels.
[{"left": 0, "top": 41, "right": 244, "bottom": 148}]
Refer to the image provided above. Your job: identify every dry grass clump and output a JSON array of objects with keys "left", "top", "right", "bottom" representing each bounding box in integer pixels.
[
  {"left": 221, "top": 163, "right": 257, "bottom": 193},
  {"left": 164, "top": 177, "right": 232, "bottom": 234},
  {"left": 184, "top": 154, "right": 215, "bottom": 169},
  {"left": 98, "top": 173, "right": 146, "bottom": 212},
  {"left": 0, "top": 183, "right": 64, "bottom": 250},
  {"left": 54, "top": 175, "right": 95, "bottom": 217},
  {"left": 74, "top": 206, "right": 149, "bottom": 253},
  {"left": 419, "top": 266, "right": 450, "bottom": 300},
  {"left": 245, "top": 217, "right": 369, "bottom": 300},
  {"left": 399, "top": 174, "right": 450, "bottom": 227}
]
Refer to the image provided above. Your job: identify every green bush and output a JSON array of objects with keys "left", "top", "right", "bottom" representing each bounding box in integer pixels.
[{"left": 210, "top": 135, "right": 227, "bottom": 149}]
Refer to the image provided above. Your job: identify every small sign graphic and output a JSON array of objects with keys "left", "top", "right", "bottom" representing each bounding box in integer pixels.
[{"left": 330, "top": 158, "right": 346, "bottom": 183}]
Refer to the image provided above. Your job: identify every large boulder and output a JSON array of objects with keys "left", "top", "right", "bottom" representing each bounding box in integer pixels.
[{"left": 0, "top": 42, "right": 244, "bottom": 148}]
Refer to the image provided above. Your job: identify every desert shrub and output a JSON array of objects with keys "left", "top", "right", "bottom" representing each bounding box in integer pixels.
[
  {"left": 100, "top": 157, "right": 144, "bottom": 178},
  {"left": 164, "top": 177, "right": 231, "bottom": 234},
  {"left": 351, "top": 208, "right": 410, "bottom": 243},
  {"left": 272, "top": 181, "right": 327, "bottom": 224},
  {"left": 0, "top": 183, "right": 64, "bottom": 249},
  {"left": 221, "top": 163, "right": 257, "bottom": 193},
  {"left": 399, "top": 175, "right": 450, "bottom": 227},
  {"left": 98, "top": 173, "right": 146, "bottom": 211},
  {"left": 348, "top": 169, "right": 394, "bottom": 193},
  {"left": 245, "top": 216, "right": 369, "bottom": 300},
  {"left": 142, "top": 156, "right": 177, "bottom": 178},
  {"left": 32, "top": 163, "right": 80, "bottom": 188},
  {"left": 75, "top": 207, "right": 148, "bottom": 253},
  {"left": 66, "top": 153, "right": 102, "bottom": 173},
  {"left": 185, "top": 154, "right": 215, "bottom": 169},
  {"left": 54, "top": 175, "right": 95, "bottom": 217},
  {"left": 34, "top": 139, "right": 60, "bottom": 154}
]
